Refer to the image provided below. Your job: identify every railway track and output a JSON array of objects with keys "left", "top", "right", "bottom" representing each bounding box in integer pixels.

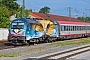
[
  {"left": 30, "top": 44, "right": 90, "bottom": 60},
  {"left": 0, "top": 41, "right": 14, "bottom": 50},
  {"left": 0, "top": 41, "right": 28, "bottom": 50}
]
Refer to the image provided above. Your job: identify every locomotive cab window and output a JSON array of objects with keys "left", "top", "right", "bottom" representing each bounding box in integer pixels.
[
  {"left": 11, "top": 22, "right": 24, "bottom": 29},
  {"left": 29, "top": 23, "right": 36, "bottom": 30}
]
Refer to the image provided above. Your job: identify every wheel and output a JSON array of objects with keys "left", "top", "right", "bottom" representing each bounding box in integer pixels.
[
  {"left": 36, "top": 39, "right": 39, "bottom": 44},
  {"left": 27, "top": 40, "right": 30, "bottom": 45}
]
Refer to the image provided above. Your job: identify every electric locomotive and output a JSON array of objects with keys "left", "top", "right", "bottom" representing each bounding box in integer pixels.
[{"left": 8, "top": 18, "right": 44, "bottom": 45}]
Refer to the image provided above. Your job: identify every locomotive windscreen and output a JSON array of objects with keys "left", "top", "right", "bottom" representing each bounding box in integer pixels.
[{"left": 11, "top": 22, "right": 24, "bottom": 29}]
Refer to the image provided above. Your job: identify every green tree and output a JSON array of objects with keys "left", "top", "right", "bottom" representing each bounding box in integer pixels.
[
  {"left": 2, "top": 0, "right": 20, "bottom": 15},
  {"left": 16, "top": 7, "right": 29, "bottom": 18},
  {"left": 85, "top": 17, "right": 90, "bottom": 22},
  {"left": 39, "top": 6, "right": 50, "bottom": 14},
  {"left": 77, "top": 17, "right": 90, "bottom": 22},
  {"left": 77, "top": 17, "right": 85, "bottom": 22},
  {"left": 0, "top": 7, "right": 11, "bottom": 28},
  {"left": 12, "top": 0, "right": 29, "bottom": 18},
  {"left": 0, "top": 0, "right": 29, "bottom": 28},
  {"left": 0, "top": 0, "right": 19, "bottom": 28}
]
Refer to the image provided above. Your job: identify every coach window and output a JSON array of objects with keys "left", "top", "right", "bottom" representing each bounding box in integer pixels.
[
  {"left": 83, "top": 26, "right": 84, "bottom": 30},
  {"left": 73, "top": 26, "right": 74, "bottom": 31},
  {"left": 76, "top": 26, "right": 77, "bottom": 31},
  {"left": 61, "top": 25, "right": 64, "bottom": 31},
  {"left": 66, "top": 26, "right": 68, "bottom": 31},
  {"left": 66, "top": 26, "right": 67, "bottom": 31},
  {"left": 85, "top": 26, "right": 86, "bottom": 30},
  {"left": 76, "top": 26, "right": 78, "bottom": 31},
  {"left": 78, "top": 26, "right": 80, "bottom": 30},
  {"left": 60, "top": 25, "right": 62, "bottom": 31},
  {"left": 72, "top": 26, "right": 74, "bottom": 31},
  {"left": 87, "top": 26, "right": 88, "bottom": 30},
  {"left": 84, "top": 26, "right": 86, "bottom": 30},
  {"left": 78, "top": 26, "right": 79, "bottom": 30},
  {"left": 70, "top": 26, "right": 72, "bottom": 31},
  {"left": 81, "top": 26, "right": 82, "bottom": 30},
  {"left": 86, "top": 26, "right": 87, "bottom": 30},
  {"left": 88, "top": 26, "right": 90, "bottom": 30},
  {"left": 73, "top": 26, "right": 75, "bottom": 31},
  {"left": 62, "top": 25, "right": 64, "bottom": 31},
  {"left": 84, "top": 26, "right": 85, "bottom": 30},
  {"left": 80, "top": 26, "right": 81, "bottom": 30},
  {"left": 64, "top": 26, "right": 66, "bottom": 31},
  {"left": 87, "top": 26, "right": 89, "bottom": 30},
  {"left": 88, "top": 26, "right": 89, "bottom": 30},
  {"left": 75, "top": 26, "right": 77, "bottom": 31},
  {"left": 77, "top": 26, "right": 79, "bottom": 30},
  {"left": 68, "top": 26, "right": 70, "bottom": 31},
  {"left": 82, "top": 26, "right": 83, "bottom": 30},
  {"left": 70, "top": 26, "right": 71, "bottom": 31},
  {"left": 74, "top": 26, "right": 75, "bottom": 31},
  {"left": 68, "top": 26, "right": 69, "bottom": 31}
]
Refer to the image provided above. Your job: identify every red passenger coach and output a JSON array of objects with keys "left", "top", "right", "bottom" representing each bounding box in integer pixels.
[{"left": 57, "top": 21, "right": 90, "bottom": 39}]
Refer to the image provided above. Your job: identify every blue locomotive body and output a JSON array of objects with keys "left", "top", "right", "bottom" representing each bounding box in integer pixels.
[{"left": 8, "top": 18, "right": 44, "bottom": 45}]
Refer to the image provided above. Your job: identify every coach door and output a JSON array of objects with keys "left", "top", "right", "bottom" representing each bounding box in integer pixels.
[{"left": 54, "top": 21, "right": 60, "bottom": 38}]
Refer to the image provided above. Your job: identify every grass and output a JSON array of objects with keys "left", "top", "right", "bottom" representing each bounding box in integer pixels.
[
  {"left": 52, "top": 38, "right": 90, "bottom": 46},
  {"left": 0, "top": 52, "right": 20, "bottom": 57},
  {"left": 0, "top": 53, "right": 14, "bottom": 57}
]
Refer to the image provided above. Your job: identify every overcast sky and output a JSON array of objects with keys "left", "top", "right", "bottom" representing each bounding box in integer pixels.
[{"left": 17, "top": 0, "right": 90, "bottom": 18}]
